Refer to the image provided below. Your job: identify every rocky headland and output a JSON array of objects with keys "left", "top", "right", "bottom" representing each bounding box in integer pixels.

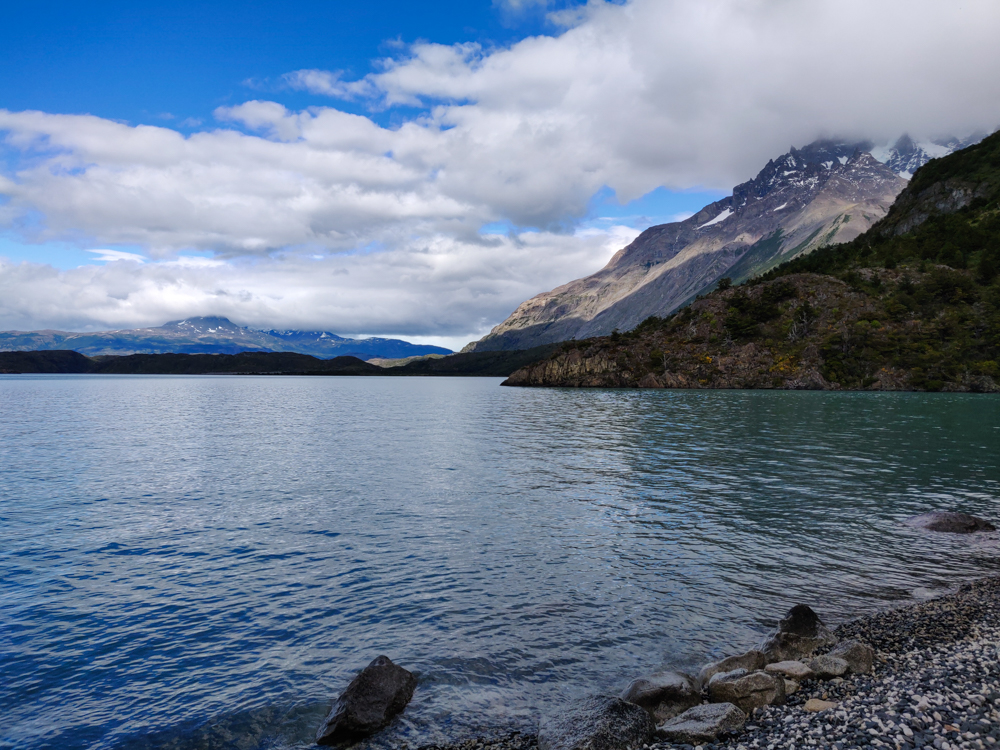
[
  {"left": 502, "top": 129, "right": 1000, "bottom": 392},
  {"left": 467, "top": 135, "right": 983, "bottom": 354}
]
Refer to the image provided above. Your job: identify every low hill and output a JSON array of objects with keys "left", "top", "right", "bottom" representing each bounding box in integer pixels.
[
  {"left": 503, "top": 131, "right": 1000, "bottom": 392},
  {"left": 392, "top": 345, "right": 559, "bottom": 376},
  {"left": 0, "top": 351, "right": 383, "bottom": 375},
  {"left": 0, "top": 347, "right": 556, "bottom": 377}
]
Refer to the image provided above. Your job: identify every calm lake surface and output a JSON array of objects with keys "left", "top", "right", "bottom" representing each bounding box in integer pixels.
[{"left": 2, "top": 376, "right": 999, "bottom": 749}]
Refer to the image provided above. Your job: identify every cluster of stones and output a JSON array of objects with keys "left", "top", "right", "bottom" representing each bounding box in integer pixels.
[
  {"left": 313, "top": 515, "right": 996, "bottom": 749},
  {"left": 658, "top": 576, "right": 1000, "bottom": 750},
  {"left": 537, "top": 603, "right": 875, "bottom": 750}
]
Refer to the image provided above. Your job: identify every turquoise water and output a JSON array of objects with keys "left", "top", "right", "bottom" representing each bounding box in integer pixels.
[{"left": 1, "top": 376, "right": 998, "bottom": 749}]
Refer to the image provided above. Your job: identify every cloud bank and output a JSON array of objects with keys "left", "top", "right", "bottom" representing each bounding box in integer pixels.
[{"left": 1, "top": 0, "right": 999, "bottom": 339}]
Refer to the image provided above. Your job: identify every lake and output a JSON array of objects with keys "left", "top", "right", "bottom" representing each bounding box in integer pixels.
[{"left": 1, "top": 375, "right": 998, "bottom": 749}]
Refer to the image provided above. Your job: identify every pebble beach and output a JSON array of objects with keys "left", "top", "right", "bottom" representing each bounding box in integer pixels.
[{"left": 424, "top": 577, "right": 1000, "bottom": 750}]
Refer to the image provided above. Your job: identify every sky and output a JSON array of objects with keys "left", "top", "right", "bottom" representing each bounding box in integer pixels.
[{"left": 2, "top": 0, "right": 999, "bottom": 350}]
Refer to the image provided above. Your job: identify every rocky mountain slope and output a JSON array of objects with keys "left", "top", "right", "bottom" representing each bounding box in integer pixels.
[
  {"left": 0, "top": 316, "right": 451, "bottom": 359},
  {"left": 503, "top": 129, "right": 1000, "bottom": 392},
  {"left": 469, "top": 135, "right": 984, "bottom": 353}
]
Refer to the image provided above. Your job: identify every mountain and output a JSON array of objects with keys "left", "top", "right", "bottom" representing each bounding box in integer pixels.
[
  {"left": 0, "top": 316, "right": 452, "bottom": 359},
  {"left": 502, "top": 129, "right": 1000, "bottom": 392},
  {"left": 467, "top": 134, "right": 985, "bottom": 353}
]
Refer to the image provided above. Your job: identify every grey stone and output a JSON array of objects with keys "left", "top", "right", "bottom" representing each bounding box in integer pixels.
[
  {"left": 828, "top": 639, "right": 875, "bottom": 674},
  {"left": 763, "top": 660, "right": 814, "bottom": 680},
  {"left": 806, "top": 654, "right": 850, "bottom": 679},
  {"left": 707, "top": 669, "right": 786, "bottom": 713},
  {"left": 538, "top": 695, "right": 654, "bottom": 750},
  {"left": 316, "top": 655, "right": 417, "bottom": 746},
  {"left": 695, "top": 649, "right": 767, "bottom": 691},
  {"left": 804, "top": 698, "right": 838, "bottom": 713},
  {"left": 759, "top": 604, "right": 837, "bottom": 662},
  {"left": 906, "top": 511, "right": 996, "bottom": 533},
  {"left": 619, "top": 671, "right": 699, "bottom": 723},
  {"left": 655, "top": 702, "right": 747, "bottom": 744}
]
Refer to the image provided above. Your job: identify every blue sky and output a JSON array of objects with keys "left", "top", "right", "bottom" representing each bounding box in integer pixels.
[
  {"left": 0, "top": 0, "right": 997, "bottom": 345},
  {"left": 0, "top": 0, "right": 721, "bottom": 271},
  {"left": 3, "top": 1, "right": 567, "bottom": 126}
]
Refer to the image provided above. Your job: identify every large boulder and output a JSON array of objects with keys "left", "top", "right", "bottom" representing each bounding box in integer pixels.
[
  {"left": 620, "top": 671, "right": 700, "bottom": 723},
  {"left": 827, "top": 640, "right": 875, "bottom": 674},
  {"left": 707, "top": 669, "right": 786, "bottom": 713},
  {"left": 759, "top": 605, "right": 837, "bottom": 662},
  {"left": 695, "top": 650, "right": 767, "bottom": 691},
  {"left": 315, "top": 655, "right": 417, "bottom": 746},
  {"left": 906, "top": 511, "right": 995, "bottom": 533},
  {"left": 538, "top": 695, "right": 654, "bottom": 750},
  {"left": 656, "top": 702, "right": 747, "bottom": 744}
]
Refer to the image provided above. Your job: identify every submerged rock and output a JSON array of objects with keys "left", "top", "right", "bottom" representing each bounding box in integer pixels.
[
  {"left": 695, "top": 649, "right": 767, "bottom": 691},
  {"left": 655, "top": 702, "right": 746, "bottom": 743},
  {"left": 619, "top": 671, "right": 699, "bottom": 723},
  {"left": 906, "top": 511, "right": 996, "bottom": 533},
  {"left": 538, "top": 695, "right": 653, "bottom": 750},
  {"left": 707, "top": 669, "right": 786, "bottom": 713},
  {"left": 315, "top": 655, "right": 417, "bottom": 746},
  {"left": 759, "top": 604, "right": 837, "bottom": 662}
]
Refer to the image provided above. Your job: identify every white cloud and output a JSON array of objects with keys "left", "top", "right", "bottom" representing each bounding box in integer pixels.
[
  {"left": 87, "top": 249, "right": 147, "bottom": 263},
  {"left": 0, "top": 226, "right": 637, "bottom": 341},
  {"left": 1, "top": 0, "right": 999, "bottom": 337},
  {"left": 282, "top": 69, "right": 375, "bottom": 99}
]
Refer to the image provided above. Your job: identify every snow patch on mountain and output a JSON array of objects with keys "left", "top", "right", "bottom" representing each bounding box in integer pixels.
[{"left": 698, "top": 209, "right": 732, "bottom": 229}]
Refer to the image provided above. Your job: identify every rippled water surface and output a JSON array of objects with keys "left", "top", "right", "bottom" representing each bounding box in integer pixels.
[{"left": 2, "top": 376, "right": 999, "bottom": 749}]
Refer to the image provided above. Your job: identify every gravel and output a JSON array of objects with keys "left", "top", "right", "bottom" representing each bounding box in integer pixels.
[
  {"left": 651, "top": 576, "right": 1000, "bottom": 750},
  {"left": 417, "top": 577, "right": 1000, "bottom": 750}
]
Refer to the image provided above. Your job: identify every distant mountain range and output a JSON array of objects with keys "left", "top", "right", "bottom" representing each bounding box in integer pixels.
[
  {"left": 466, "top": 133, "right": 987, "bottom": 352},
  {"left": 0, "top": 316, "right": 452, "bottom": 360}
]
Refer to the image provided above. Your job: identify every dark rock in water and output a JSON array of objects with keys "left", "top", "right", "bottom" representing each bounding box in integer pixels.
[
  {"left": 695, "top": 649, "right": 767, "bottom": 691},
  {"left": 827, "top": 639, "right": 874, "bottom": 674},
  {"left": 907, "top": 511, "right": 996, "bottom": 533},
  {"left": 315, "top": 655, "right": 417, "bottom": 746},
  {"left": 759, "top": 604, "right": 837, "bottom": 662},
  {"left": 655, "top": 702, "right": 747, "bottom": 743},
  {"left": 619, "top": 671, "right": 699, "bottom": 723},
  {"left": 707, "top": 669, "right": 786, "bottom": 713},
  {"left": 779, "top": 604, "right": 825, "bottom": 637},
  {"left": 538, "top": 695, "right": 654, "bottom": 750}
]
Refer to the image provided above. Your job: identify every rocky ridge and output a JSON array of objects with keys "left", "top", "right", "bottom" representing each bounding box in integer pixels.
[{"left": 468, "top": 135, "right": 984, "bottom": 353}]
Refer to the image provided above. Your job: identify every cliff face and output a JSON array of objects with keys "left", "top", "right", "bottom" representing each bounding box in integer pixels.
[
  {"left": 503, "top": 131, "right": 1000, "bottom": 392},
  {"left": 468, "top": 137, "right": 981, "bottom": 353}
]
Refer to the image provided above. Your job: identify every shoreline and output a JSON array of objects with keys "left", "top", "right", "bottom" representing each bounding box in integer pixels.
[{"left": 418, "top": 577, "right": 1000, "bottom": 750}]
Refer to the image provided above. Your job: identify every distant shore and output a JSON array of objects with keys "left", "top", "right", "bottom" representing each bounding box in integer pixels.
[{"left": 0, "top": 345, "right": 558, "bottom": 378}]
